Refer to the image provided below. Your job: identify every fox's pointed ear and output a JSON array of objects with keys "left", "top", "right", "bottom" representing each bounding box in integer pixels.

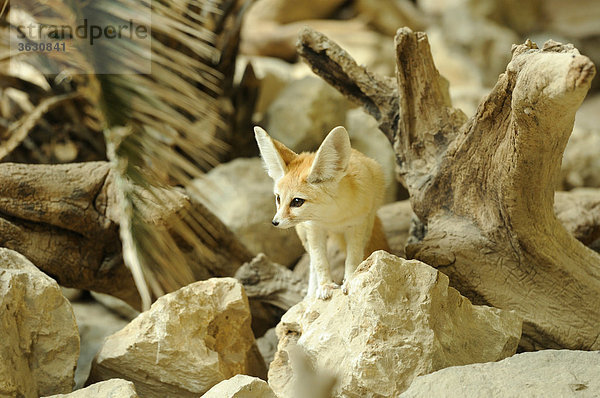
[
  {"left": 254, "top": 126, "right": 297, "bottom": 181},
  {"left": 307, "top": 126, "right": 351, "bottom": 183}
]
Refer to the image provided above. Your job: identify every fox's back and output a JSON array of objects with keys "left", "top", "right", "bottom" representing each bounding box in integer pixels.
[{"left": 345, "top": 148, "right": 386, "bottom": 205}]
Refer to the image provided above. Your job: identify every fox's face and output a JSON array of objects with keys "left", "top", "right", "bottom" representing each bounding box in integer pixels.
[
  {"left": 272, "top": 164, "right": 312, "bottom": 228},
  {"left": 254, "top": 126, "right": 351, "bottom": 229}
]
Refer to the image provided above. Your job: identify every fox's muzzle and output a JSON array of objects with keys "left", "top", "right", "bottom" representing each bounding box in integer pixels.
[{"left": 271, "top": 215, "right": 294, "bottom": 229}]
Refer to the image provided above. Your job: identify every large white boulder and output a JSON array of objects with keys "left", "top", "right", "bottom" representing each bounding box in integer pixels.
[
  {"left": 89, "top": 278, "right": 266, "bottom": 397},
  {"left": 400, "top": 350, "right": 600, "bottom": 397},
  {"left": 269, "top": 251, "right": 522, "bottom": 397},
  {"left": 0, "top": 248, "right": 79, "bottom": 397}
]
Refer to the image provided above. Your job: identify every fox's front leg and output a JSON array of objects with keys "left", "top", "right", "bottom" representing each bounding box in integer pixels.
[
  {"left": 342, "top": 220, "right": 370, "bottom": 294},
  {"left": 306, "top": 226, "right": 338, "bottom": 300},
  {"left": 296, "top": 224, "right": 317, "bottom": 298}
]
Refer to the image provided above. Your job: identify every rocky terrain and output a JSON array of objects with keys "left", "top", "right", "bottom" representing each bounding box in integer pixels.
[{"left": 1, "top": 0, "right": 600, "bottom": 397}]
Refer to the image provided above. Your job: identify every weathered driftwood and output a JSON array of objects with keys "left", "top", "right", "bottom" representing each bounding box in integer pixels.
[
  {"left": 0, "top": 161, "right": 253, "bottom": 309},
  {"left": 0, "top": 162, "right": 138, "bottom": 305},
  {"left": 298, "top": 27, "right": 600, "bottom": 350}
]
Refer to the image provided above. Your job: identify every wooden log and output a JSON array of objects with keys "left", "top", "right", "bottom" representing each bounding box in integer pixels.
[
  {"left": 0, "top": 162, "right": 139, "bottom": 307},
  {"left": 0, "top": 161, "right": 254, "bottom": 309}
]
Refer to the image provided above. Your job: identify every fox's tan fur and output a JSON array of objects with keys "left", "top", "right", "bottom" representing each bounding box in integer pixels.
[{"left": 254, "top": 126, "right": 389, "bottom": 299}]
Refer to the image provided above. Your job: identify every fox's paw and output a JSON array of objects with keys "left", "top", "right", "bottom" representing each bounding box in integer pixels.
[
  {"left": 341, "top": 280, "right": 349, "bottom": 295},
  {"left": 316, "top": 283, "right": 339, "bottom": 300}
]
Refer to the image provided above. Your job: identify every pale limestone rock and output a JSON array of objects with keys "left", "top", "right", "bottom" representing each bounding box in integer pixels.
[
  {"left": 235, "top": 56, "right": 312, "bottom": 117},
  {"left": 43, "top": 379, "right": 138, "bottom": 398},
  {"left": 440, "top": 10, "right": 518, "bottom": 87},
  {"left": 0, "top": 248, "right": 79, "bottom": 398},
  {"left": 425, "top": 10, "right": 518, "bottom": 100},
  {"left": 264, "top": 76, "right": 350, "bottom": 153},
  {"left": 270, "top": 251, "right": 522, "bottom": 397},
  {"left": 201, "top": 374, "right": 276, "bottom": 398},
  {"left": 71, "top": 301, "right": 129, "bottom": 389},
  {"left": 192, "top": 158, "right": 304, "bottom": 267},
  {"left": 555, "top": 188, "right": 600, "bottom": 246},
  {"left": 561, "top": 95, "right": 600, "bottom": 189},
  {"left": 400, "top": 350, "right": 600, "bottom": 397},
  {"left": 345, "top": 108, "right": 398, "bottom": 203},
  {"left": 539, "top": 0, "right": 600, "bottom": 38},
  {"left": 421, "top": 0, "right": 519, "bottom": 113},
  {"left": 562, "top": 127, "right": 600, "bottom": 189},
  {"left": 323, "top": 25, "right": 396, "bottom": 77},
  {"left": 574, "top": 94, "right": 600, "bottom": 132},
  {"left": 241, "top": 0, "right": 395, "bottom": 75},
  {"left": 256, "top": 328, "right": 278, "bottom": 369},
  {"left": 89, "top": 278, "right": 266, "bottom": 397},
  {"left": 427, "top": 28, "right": 486, "bottom": 116},
  {"left": 235, "top": 55, "right": 291, "bottom": 114},
  {"left": 417, "top": 0, "right": 466, "bottom": 15},
  {"left": 446, "top": 85, "right": 489, "bottom": 118},
  {"left": 355, "top": 0, "right": 427, "bottom": 36},
  {"left": 285, "top": 345, "right": 337, "bottom": 398},
  {"left": 417, "top": 0, "right": 540, "bottom": 35},
  {"left": 428, "top": 27, "right": 482, "bottom": 88}
]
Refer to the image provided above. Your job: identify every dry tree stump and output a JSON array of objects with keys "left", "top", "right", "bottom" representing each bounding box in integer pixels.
[{"left": 298, "top": 27, "right": 600, "bottom": 350}]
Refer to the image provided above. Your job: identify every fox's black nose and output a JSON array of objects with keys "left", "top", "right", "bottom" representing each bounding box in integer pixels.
[{"left": 272, "top": 220, "right": 279, "bottom": 226}]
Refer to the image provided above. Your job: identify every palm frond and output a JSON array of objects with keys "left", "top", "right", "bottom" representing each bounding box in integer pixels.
[
  {"left": 0, "top": 92, "right": 80, "bottom": 160},
  {"left": 6, "top": 0, "right": 248, "bottom": 309}
]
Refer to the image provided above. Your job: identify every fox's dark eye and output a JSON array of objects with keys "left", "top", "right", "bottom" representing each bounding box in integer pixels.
[
  {"left": 290, "top": 198, "right": 305, "bottom": 207},
  {"left": 275, "top": 194, "right": 280, "bottom": 205}
]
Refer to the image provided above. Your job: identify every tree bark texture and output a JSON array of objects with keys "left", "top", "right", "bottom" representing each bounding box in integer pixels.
[
  {"left": 298, "top": 27, "right": 600, "bottom": 350},
  {"left": 0, "top": 162, "right": 138, "bottom": 306}
]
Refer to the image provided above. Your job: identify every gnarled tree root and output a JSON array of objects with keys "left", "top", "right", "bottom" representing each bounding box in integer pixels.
[{"left": 298, "top": 27, "right": 600, "bottom": 350}]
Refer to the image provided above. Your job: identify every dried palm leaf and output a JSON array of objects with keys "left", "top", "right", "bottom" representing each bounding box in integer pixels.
[{"left": 5, "top": 0, "right": 248, "bottom": 309}]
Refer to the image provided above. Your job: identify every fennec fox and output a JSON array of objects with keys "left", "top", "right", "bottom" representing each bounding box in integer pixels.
[{"left": 254, "top": 125, "right": 389, "bottom": 300}]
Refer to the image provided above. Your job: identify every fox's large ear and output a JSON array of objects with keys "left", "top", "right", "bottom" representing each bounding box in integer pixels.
[
  {"left": 307, "top": 126, "right": 351, "bottom": 183},
  {"left": 254, "top": 126, "right": 297, "bottom": 181}
]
